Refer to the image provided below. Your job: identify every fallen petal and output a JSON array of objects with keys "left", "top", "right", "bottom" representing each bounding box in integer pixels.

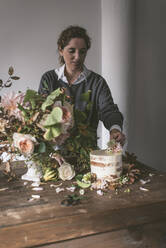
[
  {"left": 50, "top": 183, "right": 62, "bottom": 188},
  {"left": 56, "top": 187, "right": 65, "bottom": 193},
  {"left": 149, "top": 173, "right": 155, "bottom": 177},
  {"left": 0, "top": 187, "right": 8, "bottom": 191},
  {"left": 31, "top": 194, "right": 40, "bottom": 199},
  {"left": 97, "top": 190, "right": 104, "bottom": 196},
  {"left": 140, "top": 179, "right": 151, "bottom": 185},
  {"left": 32, "top": 187, "right": 43, "bottom": 191},
  {"left": 139, "top": 187, "right": 149, "bottom": 192},
  {"left": 31, "top": 182, "right": 40, "bottom": 187}
]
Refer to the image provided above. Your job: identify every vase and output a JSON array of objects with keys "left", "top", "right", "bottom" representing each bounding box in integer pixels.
[{"left": 21, "top": 160, "right": 43, "bottom": 182}]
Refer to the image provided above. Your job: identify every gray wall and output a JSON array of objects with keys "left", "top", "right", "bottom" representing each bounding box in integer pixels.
[
  {"left": 101, "top": 0, "right": 135, "bottom": 149},
  {"left": 128, "top": 0, "right": 166, "bottom": 171},
  {"left": 0, "top": 0, "right": 101, "bottom": 93}
]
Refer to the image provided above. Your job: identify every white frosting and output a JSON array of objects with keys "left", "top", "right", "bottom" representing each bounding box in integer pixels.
[{"left": 90, "top": 149, "right": 123, "bottom": 180}]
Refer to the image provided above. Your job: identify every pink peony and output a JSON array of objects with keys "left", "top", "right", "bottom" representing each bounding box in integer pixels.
[{"left": 13, "top": 133, "right": 37, "bottom": 156}]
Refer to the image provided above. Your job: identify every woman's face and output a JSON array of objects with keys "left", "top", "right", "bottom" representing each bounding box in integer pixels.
[{"left": 59, "top": 38, "right": 87, "bottom": 72}]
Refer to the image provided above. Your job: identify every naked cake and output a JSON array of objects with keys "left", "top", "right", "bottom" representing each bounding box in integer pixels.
[{"left": 90, "top": 142, "right": 123, "bottom": 180}]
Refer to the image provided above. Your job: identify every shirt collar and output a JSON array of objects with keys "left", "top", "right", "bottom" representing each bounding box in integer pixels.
[{"left": 55, "top": 64, "right": 90, "bottom": 85}]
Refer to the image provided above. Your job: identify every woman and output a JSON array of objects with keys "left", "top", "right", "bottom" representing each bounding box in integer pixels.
[{"left": 38, "top": 25, "right": 125, "bottom": 146}]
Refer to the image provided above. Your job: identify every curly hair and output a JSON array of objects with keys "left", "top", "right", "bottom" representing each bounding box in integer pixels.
[{"left": 57, "top": 25, "right": 91, "bottom": 65}]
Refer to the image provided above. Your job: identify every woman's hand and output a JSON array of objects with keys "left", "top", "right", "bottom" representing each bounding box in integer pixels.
[{"left": 110, "top": 129, "right": 126, "bottom": 146}]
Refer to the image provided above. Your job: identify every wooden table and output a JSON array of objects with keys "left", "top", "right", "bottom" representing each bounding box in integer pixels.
[{"left": 0, "top": 162, "right": 166, "bottom": 248}]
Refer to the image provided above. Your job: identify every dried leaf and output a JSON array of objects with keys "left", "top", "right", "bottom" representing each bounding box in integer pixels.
[
  {"left": 4, "top": 81, "right": 12, "bottom": 88},
  {"left": 8, "top": 66, "right": 14, "bottom": 76},
  {"left": 30, "top": 112, "right": 39, "bottom": 122},
  {"left": 11, "top": 76, "right": 20, "bottom": 80},
  {"left": 5, "top": 161, "right": 11, "bottom": 173},
  {"left": 128, "top": 176, "right": 135, "bottom": 184}
]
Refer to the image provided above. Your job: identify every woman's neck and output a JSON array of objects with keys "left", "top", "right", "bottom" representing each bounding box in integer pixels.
[{"left": 64, "top": 66, "right": 83, "bottom": 85}]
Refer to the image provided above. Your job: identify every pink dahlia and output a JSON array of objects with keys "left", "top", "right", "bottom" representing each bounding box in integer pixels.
[{"left": 1, "top": 91, "right": 25, "bottom": 120}]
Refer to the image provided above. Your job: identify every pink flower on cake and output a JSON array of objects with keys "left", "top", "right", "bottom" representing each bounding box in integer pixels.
[
  {"left": 13, "top": 133, "right": 37, "bottom": 156},
  {"left": 0, "top": 91, "right": 25, "bottom": 120}
]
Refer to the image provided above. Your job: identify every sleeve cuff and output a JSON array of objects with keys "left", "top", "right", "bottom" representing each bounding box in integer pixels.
[{"left": 110, "top": 125, "right": 122, "bottom": 132}]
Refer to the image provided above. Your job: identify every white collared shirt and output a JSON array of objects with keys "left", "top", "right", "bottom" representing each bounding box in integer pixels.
[{"left": 55, "top": 64, "right": 91, "bottom": 85}]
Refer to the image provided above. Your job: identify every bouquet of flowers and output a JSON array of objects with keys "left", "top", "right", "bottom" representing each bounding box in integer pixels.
[{"left": 0, "top": 67, "right": 97, "bottom": 182}]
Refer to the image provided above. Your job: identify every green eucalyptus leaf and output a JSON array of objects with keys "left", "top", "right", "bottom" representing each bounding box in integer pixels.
[
  {"left": 76, "top": 179, "right": 91, "bottom": 189},
  {"left": 41, "top": 98, "right": 54, "bottom": 111},
  {"left": 49, "top": 88, "right": 62, "bottom": 100},
  {"left": 43, "top": 107, "right": 63, "bottom": 127},
  {"left": 41, "top": 88, "right": 62, "bottom": 111},
  {"left": 44, "top": 125, "right": 61, "bottom": 140},
  {"left": 51, "top": 125, "right": 62, "bottom": 137},
  {"left": 43, "top": 128, "right": 52, "bottom": 140}
]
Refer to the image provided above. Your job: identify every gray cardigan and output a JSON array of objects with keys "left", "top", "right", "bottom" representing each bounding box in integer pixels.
[{"left": 38, "top": 69, "right": 123, "bottom": 133}]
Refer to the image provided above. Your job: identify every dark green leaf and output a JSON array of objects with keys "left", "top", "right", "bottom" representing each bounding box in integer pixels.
[
  {"left": 38, "top": 142, "right": 46, "bottom": 153},
  {"left": 76, "top": 179, "right": 91, "bottom": 188},
  {"left": 75, "top": 174, "right": 83, "bottom": 181},
  {"left": 23, "top": 89, "right": 42, "bottom": 109},
  {"left": 81, "top": 90, "right": 91, "bottom": 102}
]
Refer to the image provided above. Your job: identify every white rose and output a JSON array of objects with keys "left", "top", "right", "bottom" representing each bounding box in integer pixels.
[
  {"left": 58, "top": 162, "right": 75, "bottom": 181},
  {"left": 13, "top": 133, "right": 37, "bottom": 156}
]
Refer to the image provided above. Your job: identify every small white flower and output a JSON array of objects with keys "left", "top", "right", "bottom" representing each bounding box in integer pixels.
[
  {"left": 79, "top": 189, "right": 85, "bottom": 195},
  {"left": 58, "top": 162, "right": 75, "bottom": 181}
]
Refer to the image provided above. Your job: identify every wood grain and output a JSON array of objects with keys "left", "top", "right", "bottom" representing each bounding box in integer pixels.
[{"left": 0, "top": 162, "right": 166, "bottom": 247}]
